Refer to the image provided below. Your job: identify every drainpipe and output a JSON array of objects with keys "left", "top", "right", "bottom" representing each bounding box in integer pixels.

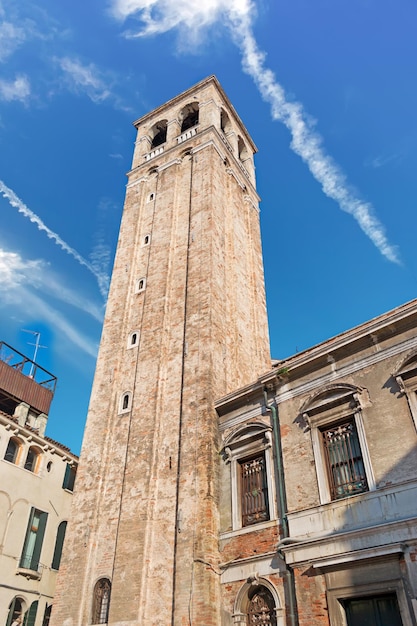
[{"left": 263, "top": 388, "right": 299, "bottom": 626}]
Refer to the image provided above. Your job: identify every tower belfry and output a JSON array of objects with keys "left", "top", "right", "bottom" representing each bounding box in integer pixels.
[{"left": 52, "top": 76, "right": 271, "bottom": 625}]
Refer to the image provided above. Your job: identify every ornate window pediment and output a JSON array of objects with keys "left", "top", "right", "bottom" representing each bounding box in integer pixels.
[
  {"left": 222, "top": 422, "right": 275, "bottom": 531},
  {"left": 300, "top": 384, "right": 374, "bottom": 504}
]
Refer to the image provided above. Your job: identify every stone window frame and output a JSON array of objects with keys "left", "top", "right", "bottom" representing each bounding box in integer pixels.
[
  {"left": 127, "top": 330, "right": 140, "bottom": 350},
  {"left": 394, "top": 350, "right": 417, "bottom": 433},
  {"left": 325, "top": 556, "right": 413, "bottom": 626},
  {"left": 223, "top": 422, "right": 276, "bottom": 532},
  {"left": 301, "top": 384, "right": 375, "bottom": 505},
  {"left": 119, "top": 391, "right": 132, "bottom": 415},
  {"left": 135, "top": 277, "right": 146, "bottom": 294}
]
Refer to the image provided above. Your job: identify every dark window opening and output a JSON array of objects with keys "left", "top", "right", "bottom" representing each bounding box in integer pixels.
[
  {"left": 144, "top": 235, "right": 150, "bottom": 245},
  {"left": 321, "top": 418, "right": 368, "bottom": 500},
  {"left": 180, "top": 104, "right": 199, "bottom": 132},
  {"left": 220, "top": 109, "right": 231, "bottom": 133},
  {"left": 131, "top": 333, "right": 137, "bottom": 345},
  {"left": 92, "top": 579, "right": 111, "bottom": 624},
  {"left": 150, "top": 120, "right": 167, "bottom": 148},
  {"left": 63, "top": 463, "right": 76, "bottom": 491},
  {"left": 24, "top": 447, "right": 39, "bottom": 473},
  {"left": 247, "top": 586, "right": 277, "bottom": 626},
  {"left": 122, "top": 394, "right": 130, "bottom": 410},
  {"left": 4, "top": 438, "right": 20, "bottom": 464},
  {"left": 240, "top": 453, "right": 269, "bottom": 526}
]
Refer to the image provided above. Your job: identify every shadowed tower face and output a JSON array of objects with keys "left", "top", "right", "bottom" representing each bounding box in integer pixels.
[{"left": 51, "top": 76, "right": 271, "bottom": 626}]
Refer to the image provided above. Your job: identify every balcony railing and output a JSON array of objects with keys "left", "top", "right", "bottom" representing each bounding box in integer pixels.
[{"left": 177, "top": 126, "right": 198, "bottom": 144}]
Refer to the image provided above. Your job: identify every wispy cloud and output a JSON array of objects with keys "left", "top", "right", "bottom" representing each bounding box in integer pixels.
[
  {"left": 364, "top": 153, "right": 402, "bottom": 170},
  {"left": 0, "top": 75, "right": 30, "bottom": 102},
  {"left": 109, "top": 0, "right": 400, "bottom": 264},
  {"left": 0, "top": 21, "right": 27, "bottom": 62},
  {"left": 0, "top": 247, "right": 100, "bottom": 358},
  {"left": 0, "top": 179, "right": 110, "bottom": 297},
  {"left": 56, "top": 56, "right": 112, "bottom": 103}
]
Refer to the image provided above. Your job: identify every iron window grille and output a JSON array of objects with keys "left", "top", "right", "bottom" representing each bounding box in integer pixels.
[
  {"left": 321, "top": 418, "right": 368, "bottom": 500},
  {"left": 248, "top": 586, "right": 277, "bottom": 626},
  {"left": 239, "top": 453, "right": 269, "bottom": 527}
]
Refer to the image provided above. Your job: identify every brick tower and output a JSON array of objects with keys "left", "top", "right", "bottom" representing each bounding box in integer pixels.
[{"left": 51, "top": 76, "right": 271, "bottom": 626}]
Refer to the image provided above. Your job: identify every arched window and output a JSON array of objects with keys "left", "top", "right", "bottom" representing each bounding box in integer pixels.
[
  {"left": 52, "top": 520, "right": 67, "bottom": 570},
  {"left": 119, "top": 392, "right": 132, "bottom": 414},
  {"left": 24, "top": 446, "right": 41, "bottom": 473},
  {"left": 4, "top": 437, "right": 21, "bottom": 464},
  {"left": 136, "top": 277, "right": 146, "bottom": 293},
  {"left": 92, "top": 578, "right": 111, "bottom": 624},
  {"left": 220, "top": 108, "right": 232, "bottom": 134},
  {"left": 180, "top": 103, "right": 199, "bottom": 132},
  {"left": 238, "top": 136, "right": 249, "bottom": 161},
  {"left": 247, "top": 586, "right": 277, "bottom": 626},
  {"left": 6, "top": 597, "right": 24, "bottom": 626},
  {"left": 150, "top": 120, "right": 167, "bottom": 148},
  {"left": 127, "top": 331, "right": 140, "bottom": 349}
]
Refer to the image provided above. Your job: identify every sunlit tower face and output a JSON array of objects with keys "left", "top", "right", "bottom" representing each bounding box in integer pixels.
[{"left": 50, "top": 76, "right": 270, "bottom": 626}]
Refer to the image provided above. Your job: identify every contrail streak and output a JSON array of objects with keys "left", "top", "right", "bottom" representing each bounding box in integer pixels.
[
  {"left": 230, "top": 13, "right": 400, "bottom": 264},
  {"left": 111, "top": 0, "right": 400, "bottom": 264},
  {"left": 0, "top": 179, "right": 110, "bottom": 297}
]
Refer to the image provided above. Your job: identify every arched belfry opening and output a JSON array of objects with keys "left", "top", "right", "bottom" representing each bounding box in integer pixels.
[
  {"left": 238, "top": 135, "right": 249, "bottom": 162},
  {"left": 180, "top": 102, "right": 199, "bottom": 132},
  {"left": 220, "top": 108, "right": 232, "bottom": 134},
  {"left": 150, "top": 120, "right": 168, "bottom": 148}
]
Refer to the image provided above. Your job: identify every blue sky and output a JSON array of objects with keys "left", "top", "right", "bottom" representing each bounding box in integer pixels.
[{"left": 1, "top": 0, "right": 416, "bottom": 453}]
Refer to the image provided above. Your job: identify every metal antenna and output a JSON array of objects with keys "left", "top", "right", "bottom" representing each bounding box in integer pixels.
[{"left": 22, "top": 330, "right": 47, "bottom": 377}]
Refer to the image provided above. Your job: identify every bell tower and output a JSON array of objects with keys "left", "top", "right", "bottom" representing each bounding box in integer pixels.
[{"left": 51, "top": 76, "right": 271, "bottom": 626}]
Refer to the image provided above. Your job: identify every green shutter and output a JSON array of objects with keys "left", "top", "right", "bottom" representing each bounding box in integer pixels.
[
  {"left": 52, "top": 521, "right": 67, "bottom": 569},
  {"left": 23, "top": 601, "right": 38, "bottom": 626},
  {"left": 30, "top": 511, "right": 47, "bottom": 570}
]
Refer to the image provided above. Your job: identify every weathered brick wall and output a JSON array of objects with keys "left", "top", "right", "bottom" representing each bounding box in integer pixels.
[{"left": 293, "top": 567, "right": 329, "bottom": 626}]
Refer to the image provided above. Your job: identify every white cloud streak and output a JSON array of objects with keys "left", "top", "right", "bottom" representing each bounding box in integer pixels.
[
  {"left": 0, "top": 75, "right": 30, "bottom": 102},
  {"left": 0, "top": 248, "right": 100, "bottom": 358},
  {"left": 110, "top": 0, "right": 400, "bottom": 264},
  {"left": 0, "top": 179, "right": 110, "bottom": 297}
]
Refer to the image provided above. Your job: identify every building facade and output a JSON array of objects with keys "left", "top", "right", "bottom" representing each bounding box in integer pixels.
[
  {"left": 51, "top": 77, "right": 417, "bottom": 626},
  {"left": 0, "top": 342, "right": 77, "bottom": 626},
  {"left": 216, "top": 298, "right": 417, "bottom": 626}
]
